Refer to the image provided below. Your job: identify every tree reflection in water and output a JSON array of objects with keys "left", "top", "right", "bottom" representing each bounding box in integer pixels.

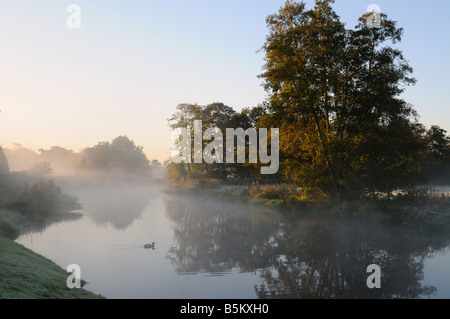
[
  {"left": 165, "top": 195, "right": 450, "bottom": 299},
  {"left": 256, "top": 219, "right": 445, "bottom": 299},
  {"left": 165, "top": 195, "right": 283, "bottom": 275},
  {"left": 75, "top": 185, "right": 153, "bottom": 230}
]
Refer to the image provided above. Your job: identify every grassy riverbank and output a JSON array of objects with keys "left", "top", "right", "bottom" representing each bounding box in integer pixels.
[{"left": 0, "top": 208, "right": 104, "bottom": 299}]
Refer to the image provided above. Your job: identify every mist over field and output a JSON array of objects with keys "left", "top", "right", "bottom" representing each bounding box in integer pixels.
[{"left": 1, "top": 136, "right": 165, "bottom": 178}]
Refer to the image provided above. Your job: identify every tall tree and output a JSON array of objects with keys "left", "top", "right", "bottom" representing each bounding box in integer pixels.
[
  {"left": 168, "top": 103, "right": 260, "bottom": 182},
  {"left": 80, "top": 136, "right": 150, "bottom": 177},
  {"left": 259, "top": 0, "right": 423, "bottom": 199},
  {"left": 168, "top": 103, "right": 204, "bottom": 179},
  {"left": 28, "top": 161, "right": 53, "bottom": 177},
  {"left": 423, "top": 125, "right": 450, "bottom": 182}
]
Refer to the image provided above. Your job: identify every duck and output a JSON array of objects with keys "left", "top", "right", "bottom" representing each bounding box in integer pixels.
[{"left": 144, "top": 242, "right": 155, "bottom": 250}]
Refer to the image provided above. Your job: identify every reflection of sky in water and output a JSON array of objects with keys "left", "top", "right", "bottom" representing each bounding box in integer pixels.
[
  {"left": 422, "top": 248, "right": 450, "bottom": 299},
  {"left": 68, "top": 185, "right": 156, "bottom": 230},
  {"left": 15, "top": 185, "right": 450, "bottom": 299}
]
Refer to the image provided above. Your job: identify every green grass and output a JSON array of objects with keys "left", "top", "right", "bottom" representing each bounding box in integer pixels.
[
  {"left": 0, "top": 236, "right": 104, "bottom": 299},
  {"left": 0, "top": 208, "right": 103, "bottom": 299},
  {"left": 0, "top": 209, "right": 23, "bottom": 240}
]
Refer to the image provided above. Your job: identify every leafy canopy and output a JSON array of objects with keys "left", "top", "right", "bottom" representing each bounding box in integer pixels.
[{"left": 259, "top": 0, "right": 422, "bottom": 199}]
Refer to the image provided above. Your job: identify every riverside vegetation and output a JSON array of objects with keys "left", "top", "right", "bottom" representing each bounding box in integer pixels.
[
  {"left": 0, "top": 148, "right": 103, "bottom": 298},
  {"left": 165, "top": 180, "right": 450, "bottom": 234},
  {"left": 165, "top": 0, "right": 450, "bottom": 232}
]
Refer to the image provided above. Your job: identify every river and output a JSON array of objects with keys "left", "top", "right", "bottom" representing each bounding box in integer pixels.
[{"left": 15, "top": 181, "right": 450, "bottom": 299}]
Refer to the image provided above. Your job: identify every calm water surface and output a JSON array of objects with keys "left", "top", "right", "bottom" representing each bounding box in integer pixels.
[{"left": 15, "top": 182, "right": 450, "bottom": 299}]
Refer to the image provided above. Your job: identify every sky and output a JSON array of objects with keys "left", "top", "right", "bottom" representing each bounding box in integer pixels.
[{"left": 0, "top": 0, "right": 449, "bottom": 162}]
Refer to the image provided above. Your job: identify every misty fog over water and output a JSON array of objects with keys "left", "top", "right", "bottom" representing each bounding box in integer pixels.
[{"left": 14, "top": 180, "right": 450, "bottom": 299}]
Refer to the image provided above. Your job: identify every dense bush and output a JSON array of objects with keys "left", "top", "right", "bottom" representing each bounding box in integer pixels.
[
  {"left": 0, "top": 172, "right": 81, "bottom": 223},
  {"left": 247, "top": 183, "right": 304, "bottom": 205}
]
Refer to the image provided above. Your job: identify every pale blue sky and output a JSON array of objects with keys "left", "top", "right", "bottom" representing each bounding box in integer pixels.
[{"left": 0, "top": 1, "right": 449, "bottom": 161}]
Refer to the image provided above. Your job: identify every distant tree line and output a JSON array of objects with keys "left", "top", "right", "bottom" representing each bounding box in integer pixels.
[
  {"left": 79, "top": 136, "right": 151, "bottom": 177},
  {"left": 3, "top": 136, "right": 161, "bottom": 178}
]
